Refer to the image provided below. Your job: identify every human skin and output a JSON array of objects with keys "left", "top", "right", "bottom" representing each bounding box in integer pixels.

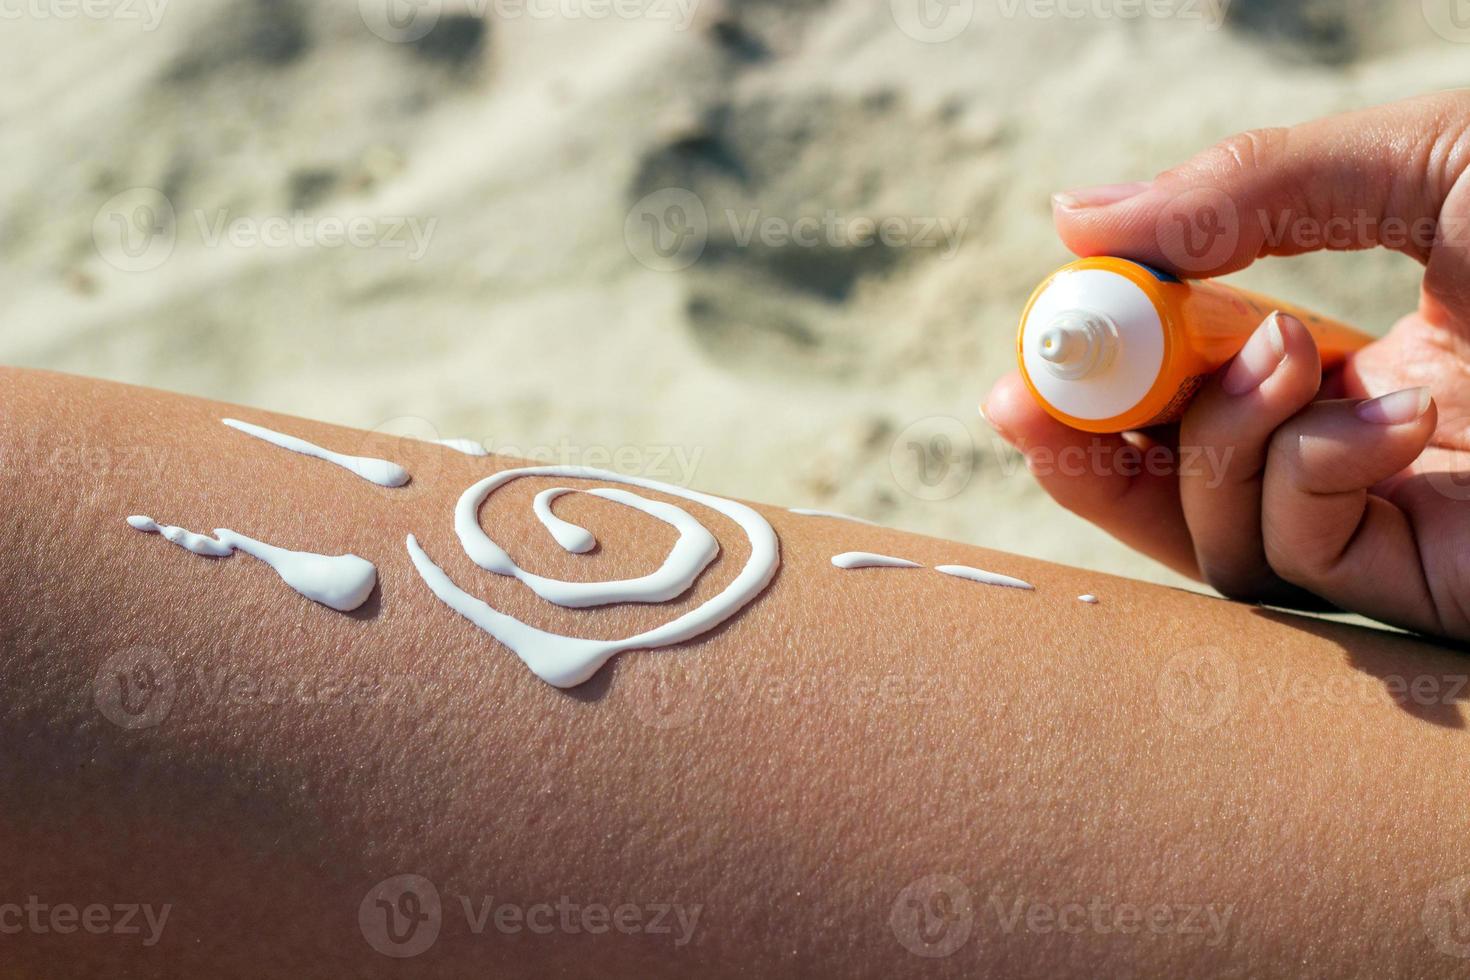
[
  {"left": 3, "top": 367, "right": 1470, "bottom": 977},
  {"left": 985, "top": 90, "right": 1470, "bottom": 640}
]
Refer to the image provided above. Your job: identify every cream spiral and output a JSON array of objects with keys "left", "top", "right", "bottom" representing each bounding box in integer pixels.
[{"left": 406, "top": 465, "right": 780, "bottom": 688}]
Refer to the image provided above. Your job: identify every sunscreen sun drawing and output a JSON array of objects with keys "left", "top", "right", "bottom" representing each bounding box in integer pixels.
[{"left": 407, "top": 466, "right": 781, "bottom": 688}]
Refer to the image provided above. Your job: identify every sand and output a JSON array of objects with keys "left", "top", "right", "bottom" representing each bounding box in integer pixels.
[{"left": 1, "top": 0, "right": 1464, "bottom": 588}]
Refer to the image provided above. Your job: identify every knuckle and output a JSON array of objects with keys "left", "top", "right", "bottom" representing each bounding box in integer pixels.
[
  {"left": 1261, "top": 528, "right": 1324, "bottom": 585},
  {"left": 1265, "top": 424, "right": 1306, "bottom": 475},
  {"left": 1377, "top": 93, "right": 1470, "bottom": 224},
  {"left": 1162, "top": 127, "right": 1290, "bottom": 185},
  {"left": 1421, "top": 99, "right": 1470, "bottom": 202},
  {"left": 1411, "top": 88, "right": 1470, "bottom": 130},
  {"left": 1216, "top": 128, "right": 1291, "bottom": 173},
  {"left": 1178, "top": 419, "right": 1258, "bottom": 490}
]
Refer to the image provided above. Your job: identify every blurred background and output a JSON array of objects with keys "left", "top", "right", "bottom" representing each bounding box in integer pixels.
[{"left": 1, "top": 0, "right": 1464, "bottom": 588}]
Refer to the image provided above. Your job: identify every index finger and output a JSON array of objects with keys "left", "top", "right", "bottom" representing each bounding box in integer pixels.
[{"left": 1051, "top": 91, "right": 1470, "bottom": 322}]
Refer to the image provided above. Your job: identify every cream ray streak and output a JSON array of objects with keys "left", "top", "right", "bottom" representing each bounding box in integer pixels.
[
  {"left": 126, "top": 516, "right": 377, "bottom": 611},
  {"left": 935, "top": 564, "right": 1035, "bottom": 591},
  {"left": 434, "top": 438, "right": 489, "bottom": 457},
  {"left": 222, "top": 418, "right": 410, "bottom": 488},
  {"left": 831, "top": 552, "right": 921, "bottom": 569},
  {"left": 789, "top": 508, "right": 878, "bottom": 526},
  {"left": 407, "top": 466, "right": 780, "bottom": 689}
]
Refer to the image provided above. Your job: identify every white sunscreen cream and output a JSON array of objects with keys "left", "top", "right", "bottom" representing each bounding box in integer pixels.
[
  {"left": 222, "top": 418, "right": 410, "bottom": 488},
  {"left": 407, "top": 466, "right": 780, "bottom": 688},
  {"left": 475, "top": 485, "right": 720, "bottom": 608},
  {"left": 127, "top": 516, "right": 377, "bottom": 611},
  {"left": 789, "top": 508, "right": 879, "bottom": 526},
  {"left": 831, "top": 552, "right": 921, "bottom": 569},
  {"left": 434, "top": 438, "right": 490, "bottom": 457},
  {"left": 935, "top": 564, "right": 1035, "bottom": 591},
  {"left": 1079, "top": 594, "right": 1099, "bottom": 604}
]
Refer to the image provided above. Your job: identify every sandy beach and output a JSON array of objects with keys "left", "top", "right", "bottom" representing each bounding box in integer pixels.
[{"left": 2, "top": 0, "right": 1464, "bottom": 587}]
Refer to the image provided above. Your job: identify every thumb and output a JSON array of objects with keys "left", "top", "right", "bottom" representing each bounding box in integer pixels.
[{"left": 1051, "top": 90, "right": 1470, "bottom": 330}]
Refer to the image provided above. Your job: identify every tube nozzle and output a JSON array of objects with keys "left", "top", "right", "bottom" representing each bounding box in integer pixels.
[{"left": 1035, "top": 310, "right": 1119, "bottom": 380}]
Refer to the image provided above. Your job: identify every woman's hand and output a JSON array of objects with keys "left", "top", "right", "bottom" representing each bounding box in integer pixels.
[{"left": 984, "top": 90, "right": 1470, "bottom": 640}]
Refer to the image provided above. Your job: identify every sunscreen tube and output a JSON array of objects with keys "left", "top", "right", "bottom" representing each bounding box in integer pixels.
[{"left": 1017, "top": 257, "right": 1374, "bottom": 433}]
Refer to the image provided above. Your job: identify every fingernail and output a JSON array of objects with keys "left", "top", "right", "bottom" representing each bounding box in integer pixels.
[
  {"left": 979, "top": 401, "right": 1011, "bottom": 439},
  {"left": 1053, "top": 181, "right": 1152, "bottom": 210},
  {"left": 1354, "top": 386, "right": 1432, "bottom": 425},
  {"left": 1221, "top": 312, "right": 1288, "bottom": 396}
]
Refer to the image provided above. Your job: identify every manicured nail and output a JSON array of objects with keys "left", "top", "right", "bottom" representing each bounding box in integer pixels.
[
  {"left": 979, "top": 401, "right": 1010, "bottom": 439},
  {"left": 1221, "top": 312, "right": 1288, "bottom": 396},
  {"left": 1053, "top": 181, "right": 1152, "bottom": 210},
  {"left": 1354, "top": 386, "right": 1432, "bottom": 425}
]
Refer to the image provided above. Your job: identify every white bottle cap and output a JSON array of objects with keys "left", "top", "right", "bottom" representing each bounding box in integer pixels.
[{"left": 1020, "top": 268, "right": 1164, "bottom": 422}]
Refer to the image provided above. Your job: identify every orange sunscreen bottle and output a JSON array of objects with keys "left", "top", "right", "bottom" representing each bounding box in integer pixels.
[{"left": 1017, "top": 257, "right": 1374, "bottom": 433}]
